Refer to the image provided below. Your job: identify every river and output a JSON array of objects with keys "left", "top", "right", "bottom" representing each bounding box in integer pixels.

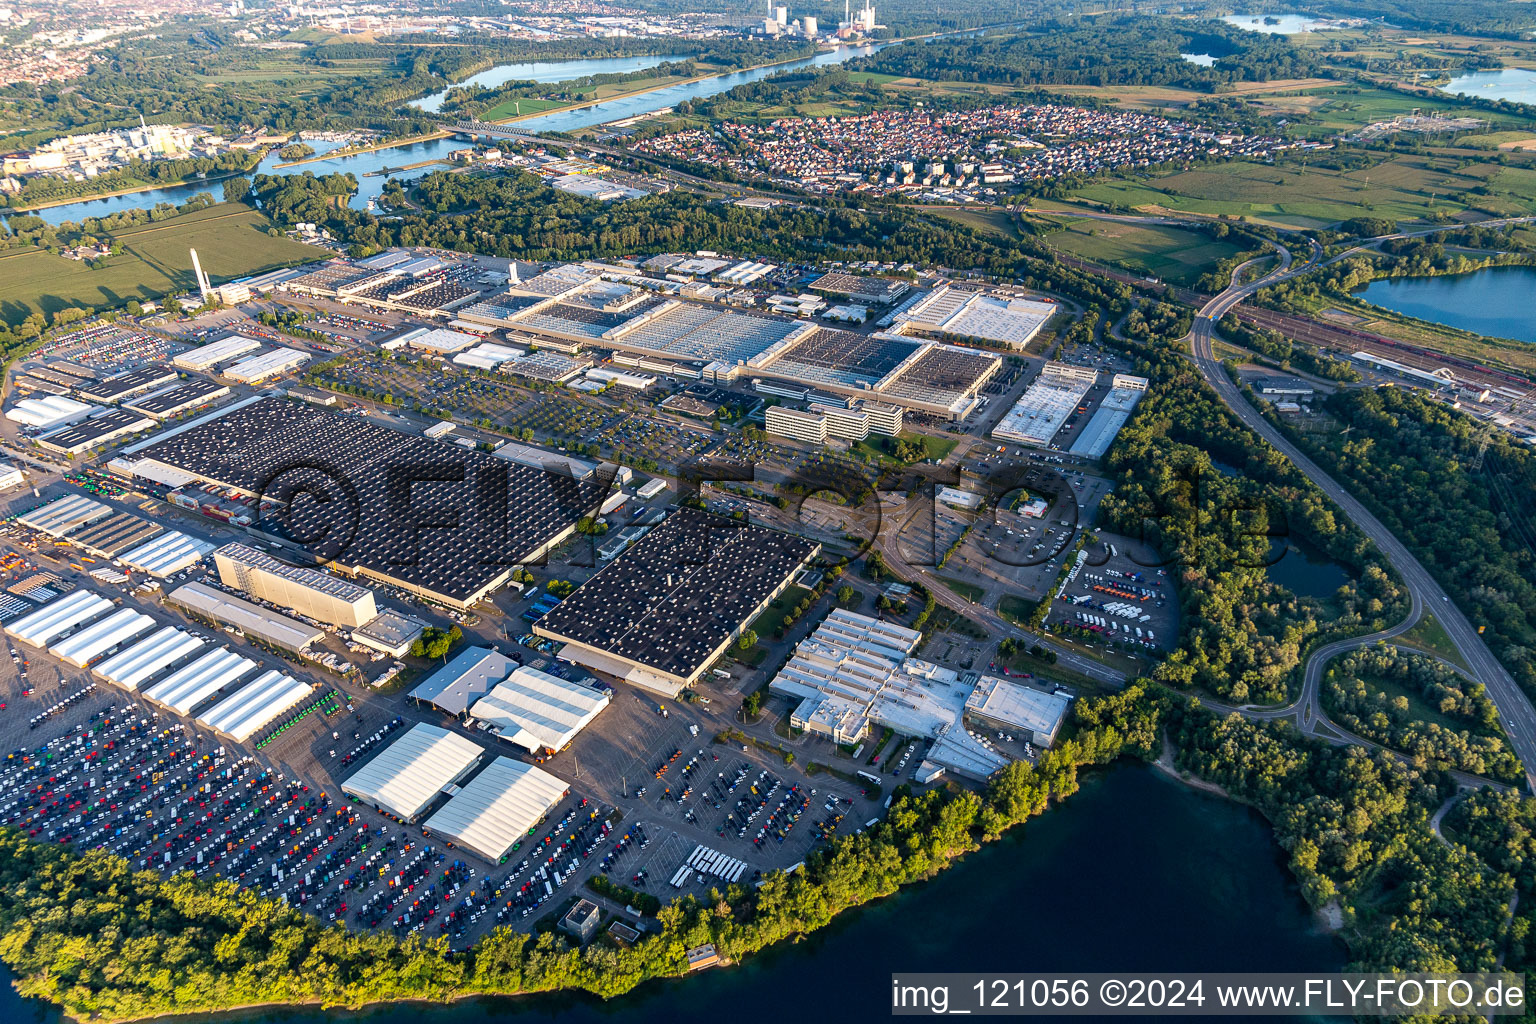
[
  {"left": 409, "top": 55, "right": 690, "bottom": 114},
  {"left": 0, "top": 764, "right": 1345, "bottom": 1024},
  {"left": 1353, "top": 266, "right": 1536, "bottom": 345},
  {"left": 9, "top": 41, "right": 893, "bottom": 228}
]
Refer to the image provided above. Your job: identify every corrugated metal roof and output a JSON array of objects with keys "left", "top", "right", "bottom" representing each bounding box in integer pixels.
[
  {"left": 142, "top": 647, "right": 256, "bottom": 714},
  {"left": 341, "top": 723, "right": 482, "bottom": 820},
  {"left": 5, "top": 590, "right": 114, "bottom": 647},
  {"left": 423, "top": 757, "right": 568, "bottom": 862},
  {"left": 93, "top": 626, "right": 205, "bottom": 690},
  {"left": 468, "top": 665, "right": 609, "bottom": 753},
  {"left": 196, "top": 669, "right": 312, "bottom": 742},
  {"left": 48, "top": 606, "right": 154, "bottom": 667},
  {"left": 120, "top": 530, "right": 216, "bottom": 577}
]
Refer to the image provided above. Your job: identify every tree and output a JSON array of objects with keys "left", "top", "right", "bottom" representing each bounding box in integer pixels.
[
  {"left": 837, "top": 584, "right": 856, "bottom": 606},
  {"left": 737, "top": 629, "right": 758, "bottom": 651},
  {"left": 222, "top": 177, "right": 252, "bottom": 205}
]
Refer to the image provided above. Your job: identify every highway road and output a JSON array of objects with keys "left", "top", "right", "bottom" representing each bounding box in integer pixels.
[{"left": 1186, "top": 237, "right": 1536, "bottom": 791}]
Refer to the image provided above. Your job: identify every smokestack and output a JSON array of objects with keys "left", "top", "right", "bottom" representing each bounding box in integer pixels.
[{"left": 189, "top": 248, "right": 211, "bottom": 303}]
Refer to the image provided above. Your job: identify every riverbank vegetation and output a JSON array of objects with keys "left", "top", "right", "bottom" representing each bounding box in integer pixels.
[{"left": 1321, "top": 646, "right": 1523, "bottom": 782}]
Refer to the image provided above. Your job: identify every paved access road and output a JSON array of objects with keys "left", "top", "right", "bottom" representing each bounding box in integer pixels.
[{"left": 1185, "top": 234, "right": 1536, "bottom": 791}]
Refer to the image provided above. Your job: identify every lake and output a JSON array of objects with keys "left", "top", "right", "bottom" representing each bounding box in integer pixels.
[
  {"left": 1353, "top": 266, "right": 1536, "bottom": 345},
  {"left": 0, "top": 764, "right": 1345, "bottom": 1024},
  {"left": 1181, "top": 53, "right": 1218, "bottom": 67},
  {"left": 1220, "top": 13, "right": 1348, "bottom": 34},
  {"left": 410, "top": 54, "right": 690, "bottom": 114},
  {"left": 1268, "top": 535, "right": 1352, "bottom": 602},
  {"left": 1440, "top": 68, "right": 1536, "bottom": 105}
]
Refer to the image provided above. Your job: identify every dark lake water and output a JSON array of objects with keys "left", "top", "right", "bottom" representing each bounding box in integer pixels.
[
  {"left": 1353, "top": 267, "right": 1536, "bottom": 345},
  {"left": 1267, "top": 535, "right": 1352, "bottom": 602},
  {"left": 0, "top": 764, "right": 1345, "bottom": 1024}
]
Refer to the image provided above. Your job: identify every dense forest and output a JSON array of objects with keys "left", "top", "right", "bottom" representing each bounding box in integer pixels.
[
  {"left": 852, "top": 16, "right": 1329, "bottom": 90},
  {"left": 1267, "top": 387, "right": 1536, "bottom": 700},
  {"left": 1322, "top": 646, "right": 1523, "bottom": 782},
  {"left": 1096, "top": 319, "right": 1407, "bottom": 704}
]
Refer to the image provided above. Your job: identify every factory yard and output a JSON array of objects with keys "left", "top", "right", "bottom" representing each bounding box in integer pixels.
[{"left": 631, "top": 103, "right": 1291, "bottom": 199}]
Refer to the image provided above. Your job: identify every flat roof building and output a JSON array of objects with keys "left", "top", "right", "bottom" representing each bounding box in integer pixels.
[
  {"left": 37, "top": 409, "right": 155, "bottom": 454},
  {"left": 534, "top": 508, "right": 817, "bottom": 696},
  {"left": 965, "top": 675, "right": 1072, "bottom": 748},
  {"left": 351, "top": 609, "right": 429, "bottom": 658},
  {"left": 173, "top": 334, "right": 261, "bottom": 371},
  {"left": 213, "top": 542, "right": 378, "bottom": 628},
  {"left": 992, "top": 362, "right": 1098, "bottom": 448},
  {"left": 342, "top": 722, "right": 484, "bottom": 821},
  {"left": 224, "top": 347, "right": 310, "bottom": 384},
  {"left": 123, "top": 378, "right": 231, "bottom": 420},
  {"left": 167, "top": 581, "right": 324, "bottom": 651},
  {"left": 74, "top": 366, "right": 179, "bottom": 404},
  {"left": 422, "top": 756, "right": 568, "bottom": 862},
  {"left": 894, "top": 287, "right": 1057, "bottom": 350},
  {"left": 560, "top": 898, "right": 602, "bottom": 943}
]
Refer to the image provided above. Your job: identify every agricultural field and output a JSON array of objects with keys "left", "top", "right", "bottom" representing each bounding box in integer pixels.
[
  {"left": 1070, "top": 152, "right": 1536, "bottom": 228},
  {"left": 1042, "top": 219, "right": 1248, "bottom": 286},
  {"left": 0, "top": 203, "right": 328, "bottom": 328},
  {"left": 483, "top": 96, "right": 569, "bottom": 121},
  {"left": 924, "top": 206, "right": 1023, "bottom": 239}
]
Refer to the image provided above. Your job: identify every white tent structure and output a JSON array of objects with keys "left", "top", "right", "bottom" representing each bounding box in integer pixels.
[
  {"left": 468, "top": 665, "right": 610, "bottom": 754},
  {"left": 5, "top": 590, "right": 114, "bottom": 648},
  {"left": 48, "top": 606, "right": 155, "bottom": 668},
  {"left": 423, "top": 757, "right": 569, "bottom": 862},
  {"left": 15, "top": 494, "right": 110, "bottom": 536},
  {"left": 142, "top": 647, "right": 256, "bottom": 714},
  {"left": 341, "top": 722, "right": 482, "bottom": 821},
  {"left": 120, "top": 531, "right": 216, "bottom": 577},
  {"left": 196, "top": 669, "right": 313, "bottom": 742},
  {"left": 93, "top": 626, "right": 206, "bottom": 690}
]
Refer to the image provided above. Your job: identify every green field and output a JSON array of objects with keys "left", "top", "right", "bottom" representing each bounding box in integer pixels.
[
  {"left": 927, "top": 207, "right": 1023, "bottom": 239},
  {"left": 938, "top": 575, "right": 985, "bottom": 603},
  {"left": 1071, "top": 152, "right": 1536, "bottom": 229},
  {"left": 482, "top": 96, "right": 569, "bottom": 120},
  {"left": 1044, "top": 220, "right": 1247, "bottom": 286},
  {"left": 0, "top": 203, "right": 329, "bottom": 328}
]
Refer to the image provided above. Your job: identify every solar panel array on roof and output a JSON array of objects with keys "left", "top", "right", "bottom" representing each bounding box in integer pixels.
[
  {"left": 137, "top": 399, "right": 596, "bottom": 604},
  {"left": 534, "top": 507, "right": 816, "bottom": 685},
  {"left": 123, "top": 378, "right": 231, "bottom": 419},
  {"left": 423, "top": 757, "right": 569, "bottom": 862},
  {"left": 196, "top": 669, "right": 313, "bottom": 742},
  {"left": 37, "top": 409, "right": 155, "bottom": 454},
  {"left": 5, "top": 589, "right": 114, "bottom": 648},
  {"left": 74, "top": 366, "right": 179, "bottom": 404},
  {"left": 48, "top": 606, "right": 155, "bottom": 668},
  {"left": 93, "top": 626, "right": 205, "bottom": 690},
  {"left": 762, "top": 328, "right": 923, "bottom": 390},
  {"left": 342, "top": 722, "right": 483, "bottom": 821},
  {"left": 142, "top": 646, "right": 256, "bottom": 714}
]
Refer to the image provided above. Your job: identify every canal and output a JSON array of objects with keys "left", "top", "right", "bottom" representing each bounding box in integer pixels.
[{"left": 0, "top": 764, "right": 1345, "bottom": 1024}]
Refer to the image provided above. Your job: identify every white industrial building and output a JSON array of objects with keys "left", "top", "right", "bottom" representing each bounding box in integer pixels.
[
  {"left": 468, "top": 665, "right": 611, "bottom": 754},
  {"left": 142, "top": 646, "right": 257, "bottom": 715},
  {"left": 965, "top": 675, "right": 1073, "bottom": 748},
  {"left": 173, "top": 334, "right": 262, "bottom": 371},
  {"left": 453, "top": 342, "right": 525, "bottom": 371},
  {"left": 5, "top": 590, "right": 114, "bottom": 648},
  {"left": 213, "top": 542, "right": 378, "bottom": 627},
  {"left": 93, "top": 626, "right": 206, "bottom": 690},
  {"left": 341, "top": 722, "right": 484, "bottom": 821},
  {"left": 405, "top": 327, "right": 481, "bottom": 355},
  {"left": 167, "top": 582, "right": 324, "bottom": 651},
  {"left": 410, "top": 647, "right": 518, "bottom": 716},
  {"left": 992, "top": 362, "right": 1097, "bottom": 447},
  {"left": 635, "top": 477, "right": 667, "bottom": 501},
  {"left": 1069, "top": 373, "right": 1148, "bottom": 459},
  {"left": 0, "top": 462, "right": 24, "bottom": 490},
  {"left": 223, "top": 347, "right": 310, "bottom": 384},
  {"left": 893, "top": 287, "right": 1057, "bottom": 349},
  {"left": 423, "top": 757, "right": 569, "bottom": 863},
  {"left": 48, "top": 606, "right": 155, "bottom": 668},
  {"left": 196, "top": 669, "right": 313, "bottom": 742},
  {"left": 5, "top": 395, "right": 100, "bottom": 431},
  {"left": 120, "top": 530, "right": 216, "bottom": 577},
  {"left": 768, "top": 608, "right": 1012, "bottom": 780},
  {"left": 15, "top": 494, "right": 111, "bottom": 536}
]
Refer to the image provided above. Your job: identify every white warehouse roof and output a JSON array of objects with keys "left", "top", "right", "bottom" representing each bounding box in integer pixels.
[
  {"left": 5, "top": 395, "right": 99, "bottom": 431},
  {"left": 224, "top": 347, "right": 310, "bottom": 383},
  {"left": 423, "top": 757, "right": 569, "bottom": 863},
  {"left": 173, "top": 334, "right": 262, "bottom": 371},
  {"left": 16, "top": 493, "right": 111, "bottom": 536},
  {"left": 120, "top": 530, "right": 216, "bottom": 577},
  {"left": 469, "top": 665, "right": 610, "bottom": 754},
  {"left": 5, "top": 590, "right": 114, "bottom": 648},
  {"left": 93, "top": 626, "right": 206, "bottom": 690},
  {"left": 142, "top": 647, "right": 256, "bottom": 714},
  {"left": 196, "top": 669, "right": 313, "bottom": 742},
  {"left": 48, "top": 606, "right": 155, "bottom": 668},
  {"left": 342, "top": 722, "right": 483, "bottom": 821}
]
